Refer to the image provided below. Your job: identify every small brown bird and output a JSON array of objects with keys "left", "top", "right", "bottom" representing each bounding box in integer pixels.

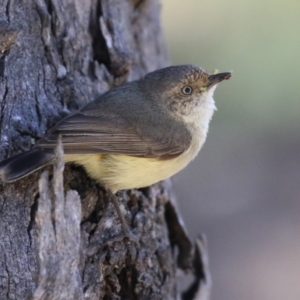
[{"left": 0, "top": 65, "right": 231, "bottom": 235}]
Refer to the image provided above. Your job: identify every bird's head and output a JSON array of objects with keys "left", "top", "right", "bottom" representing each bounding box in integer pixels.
[{"left": 142, "top": 64, "right": 231, "bottom": 130}]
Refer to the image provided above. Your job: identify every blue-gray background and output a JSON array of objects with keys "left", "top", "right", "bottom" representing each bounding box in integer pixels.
[{"left": 161, "top": 1, "right": 300, "bottom": 299}]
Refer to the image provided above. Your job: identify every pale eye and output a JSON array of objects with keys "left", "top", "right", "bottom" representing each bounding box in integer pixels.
[{"left": 181, "top": 86, "right": 193, "bottom": 95}]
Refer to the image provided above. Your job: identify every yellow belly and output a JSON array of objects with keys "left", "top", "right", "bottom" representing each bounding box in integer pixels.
[
  {"left": 92, "top": 153, "right": 192, "bottom": 192},
  {"left": 64, "top": 135, "right": 204, "bottom": 193}
]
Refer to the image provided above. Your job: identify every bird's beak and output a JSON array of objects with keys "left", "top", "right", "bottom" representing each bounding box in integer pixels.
[{"left": 207, "top": 72, "right": 232, "bottom": 89}]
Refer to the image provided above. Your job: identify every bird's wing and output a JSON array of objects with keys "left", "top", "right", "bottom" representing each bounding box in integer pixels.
[{"left": 37, "top": 100, "right": 192, "bottom": 159}]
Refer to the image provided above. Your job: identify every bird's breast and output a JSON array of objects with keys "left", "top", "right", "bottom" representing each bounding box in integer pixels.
[
  {"left": 72, "top": 131, "right": 206, "bottom": 192},
  {"left": 64, "top": 124, "right": 207, "bottom": 193}
]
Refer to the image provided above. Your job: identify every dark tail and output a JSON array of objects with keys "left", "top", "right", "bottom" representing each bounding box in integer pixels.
[{"left": 0, "top": 148, "right": 55, "bottom": 183}]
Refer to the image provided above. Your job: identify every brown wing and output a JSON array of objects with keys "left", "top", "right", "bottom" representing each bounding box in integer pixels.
[{"left": 37, "top": 89, "right": 192, "bottom": 159}]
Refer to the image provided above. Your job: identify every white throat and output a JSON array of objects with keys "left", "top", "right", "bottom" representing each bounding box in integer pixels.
[{"left": 184, "top": 86, "right": 217, "bottom": 135}]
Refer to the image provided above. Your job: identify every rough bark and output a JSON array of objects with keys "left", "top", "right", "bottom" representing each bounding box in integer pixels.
[{"left": 0, "top": 1, "right": 210, "bottom": 299}]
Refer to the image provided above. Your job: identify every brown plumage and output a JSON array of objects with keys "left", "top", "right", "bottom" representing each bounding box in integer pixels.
[{"left": 0, "top": 65, "right": 231, "bottom": 191}]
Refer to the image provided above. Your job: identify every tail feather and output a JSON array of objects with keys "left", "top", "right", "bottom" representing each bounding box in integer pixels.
[{"left": 0, "top": 148, "right": 55, "bottom": 182}]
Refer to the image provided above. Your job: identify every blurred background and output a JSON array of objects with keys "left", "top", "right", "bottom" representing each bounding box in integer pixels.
[{"left": 160, "top": 1, "right": 300, "bottom": 299}]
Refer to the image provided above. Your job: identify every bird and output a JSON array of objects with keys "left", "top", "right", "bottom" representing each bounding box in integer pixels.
[{"left": 0, "top": 64, "right": 231, "bottom": 236}]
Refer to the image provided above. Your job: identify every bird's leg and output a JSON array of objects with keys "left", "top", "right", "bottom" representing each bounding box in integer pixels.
[
  {"left": 108, "top": 190, "right": 131, "bottom": 238},
  {"left": 105, "top": 190, "right": 138, "bottom": 244}
]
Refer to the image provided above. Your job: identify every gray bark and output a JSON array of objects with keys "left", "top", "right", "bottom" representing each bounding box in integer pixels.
[{"left": 0, "top": 1, "right": 209, "bottom": 299}]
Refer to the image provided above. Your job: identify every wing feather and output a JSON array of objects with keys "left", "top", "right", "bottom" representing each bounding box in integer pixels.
[{"left": 37, "top": 90, "right": 191, "bottom": 158}]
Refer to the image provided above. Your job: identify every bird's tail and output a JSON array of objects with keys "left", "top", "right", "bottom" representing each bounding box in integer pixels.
[{"left": 0, "top": 148, "right": 55, "bottom": 183}]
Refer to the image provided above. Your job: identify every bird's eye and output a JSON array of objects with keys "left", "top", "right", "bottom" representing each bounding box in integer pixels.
[{"left": 182, "top": 86, "right": 193, "bottom": 95}]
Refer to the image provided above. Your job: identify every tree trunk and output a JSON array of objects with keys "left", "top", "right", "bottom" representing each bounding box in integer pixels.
[{"left": 0, "top": 1, "right": 209, "bottom": 299}]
